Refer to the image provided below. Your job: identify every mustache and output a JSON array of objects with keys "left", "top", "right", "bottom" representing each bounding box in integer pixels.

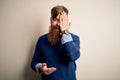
[{"left": 51, "top": 25, "right": 60, "bottom": 30}]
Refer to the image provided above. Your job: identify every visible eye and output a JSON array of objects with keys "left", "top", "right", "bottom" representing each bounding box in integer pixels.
[
  {"left": 53, "top": 18, "right": 57, "bottom": 21},
  {"left": 53, "top": 18, "right": 60, "bottom": 22}
]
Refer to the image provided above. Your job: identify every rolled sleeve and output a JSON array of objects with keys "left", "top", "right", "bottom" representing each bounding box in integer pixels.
[
  {"left": 35, "top": 63, "right": 42, "bottom": 73},
  {"left": 61, "top": 34, "right": 73, "bottom": 44}
]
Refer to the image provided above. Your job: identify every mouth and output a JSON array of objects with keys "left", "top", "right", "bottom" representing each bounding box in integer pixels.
[{"left": 52, "top": 26, "right": 60, "bottom": 29}]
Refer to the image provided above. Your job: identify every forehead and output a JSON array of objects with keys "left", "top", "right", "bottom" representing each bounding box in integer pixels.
[
  {"left": 52, "top": 15, "right": 60, "bottom": 20},
  {"left": 52, "top": 11, "right": 68, "bottom": 18}
]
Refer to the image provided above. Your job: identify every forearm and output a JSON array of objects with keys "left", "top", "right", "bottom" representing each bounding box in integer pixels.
[
  {"left": 63, "top": 41, "right": 80, "bottom": 61},
  {"left": 61, "top": 34, "right": 80, "bottom": 61},
  {"left": 31, "top": 43, "right": 43, "bottom": 73},
  {"left": 31, "top": 57, "right": 42, "bottom": 73}
]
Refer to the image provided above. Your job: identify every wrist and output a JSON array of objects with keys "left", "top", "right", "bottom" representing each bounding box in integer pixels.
[
  {"left": 60, "top": 29, "right": 70, "bottom": 36},
  {"left": 62, "top": 34, "right": 67, "bottom": 37}
]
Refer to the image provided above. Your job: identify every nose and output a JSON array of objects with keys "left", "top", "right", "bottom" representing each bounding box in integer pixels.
[{"left": 56, "top": 22, "right": 60, "bottom": 26}]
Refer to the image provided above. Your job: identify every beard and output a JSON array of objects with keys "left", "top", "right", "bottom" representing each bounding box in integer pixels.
[{"left": 48, "top": 25, "right": 61, "bottom": 45}]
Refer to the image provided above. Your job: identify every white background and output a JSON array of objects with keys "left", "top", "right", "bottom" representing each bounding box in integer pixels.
[{"left": 0, "top": 0, "right": 120, "bottom": 80}]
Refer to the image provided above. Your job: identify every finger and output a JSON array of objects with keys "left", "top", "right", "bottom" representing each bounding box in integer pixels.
[
  {"left": 42, "top": 63, "right": 47, "bottom": 68},
  {"left": 44, "top": 67, "right": 56, "bottom": 72},
  {"left": 49, "top": 67, "right": 56, "bottom": 71},
  {"left": 60, "top": 11, "right": 68, "bottom": 22},
  {"left": 60, "top": 15, "right": 63, "bottom": 22},
  {"left": 40, "top": 63, "right": 47, "bottom": 71},
  {"left": 42, "top": 63, "right": 47, "bottom": 66},
  {"left": 60, "top": 11, "right": 64, "bottom": 19},
  {"left": 56, "top": 13, "right": 60, "bottom": 19},
  {"left": 44, "top": 67, "right": 56, "bottom": 75},
  {"left": 47, "top": 67, "right": 56, "bottom": 71},
  {"left": 64, "top": 12, "right": 68, "bottom": 22},
  {"left": 60, "top": 10, "right": 63, "bottom": 15}
]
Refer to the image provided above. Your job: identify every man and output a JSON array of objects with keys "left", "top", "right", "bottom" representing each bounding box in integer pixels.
[{"left": 31, "top": 5, "right": 80, "bottom": 80}]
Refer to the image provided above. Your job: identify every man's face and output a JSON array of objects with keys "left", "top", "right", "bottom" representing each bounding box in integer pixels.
[
  {"left": 48, "top": 11, "right": 68, "bottom": 45},
  {"left": 50, "top": 11, "right": 69, "bottom": 31},
  {"left": 48, "top": 16, "right": 61, "bottom": 45}
]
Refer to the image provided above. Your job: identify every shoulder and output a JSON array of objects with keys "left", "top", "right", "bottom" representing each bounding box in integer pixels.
[
  {"left": 39, "top": 34, "right": 47, "bottom": 39},
  {"left": 70, "top": 33, "right": 80, "bottom": 44},
  {"left": 37, "top": 33, "right": 48, "bottom": 42},
  {"left": 70, "top": 33, "right": 80, "bottom": 39}
]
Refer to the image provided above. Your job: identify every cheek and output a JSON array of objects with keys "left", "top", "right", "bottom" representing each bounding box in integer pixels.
[{"left": 51, "top": 21, "right": 57, "bottom": 26}]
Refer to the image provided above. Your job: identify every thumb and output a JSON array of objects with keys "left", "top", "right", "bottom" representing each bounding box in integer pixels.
[
  {"left": 42, "top": 63, "right": 47, "bottom": 66},
  {"left": 69, "top": 22, "right": 71, "bottom": 26},
  {"left": 40, "top": 63, "right": 47, "bottom": 71}
]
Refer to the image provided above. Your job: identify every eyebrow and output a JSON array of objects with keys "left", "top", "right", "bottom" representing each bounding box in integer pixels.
[{"left": 53, "top": 18, "right": 60, "bottom": 20}]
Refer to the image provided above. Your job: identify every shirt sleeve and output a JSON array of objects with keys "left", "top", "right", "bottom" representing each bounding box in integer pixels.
[
  {"left": 61, "top": 34, "right": 73, "bottom": 44},
  {"left": 35, "top": 63, "right": 42, "bottom": 73}
]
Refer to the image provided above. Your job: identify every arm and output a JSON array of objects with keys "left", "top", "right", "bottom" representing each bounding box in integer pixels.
[
  {"left": 31, "top": 37, "right": 56, "bottom": 75},
  {"left": 58, "top": 11, "right": 80, "bottom": 61},
  {"left": 31, "top": 38, "right": 43, "bottom": 73},
  {"left": 61, "top": 33, "right": 80, "bottom": 61}
]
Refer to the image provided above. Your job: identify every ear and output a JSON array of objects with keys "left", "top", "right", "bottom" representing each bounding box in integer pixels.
[
  {"left": 50, "top": 17, "right": 53, "bottom": 20},
  {"left": 50, "top": 17, "right": 53, "bottom": 21},
  {"left": 50, "top": 17, "right": 52, "bottom": 24}
]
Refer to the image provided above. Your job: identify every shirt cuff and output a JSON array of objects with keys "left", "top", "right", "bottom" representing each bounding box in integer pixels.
[
  {"left": 61, "top": 34, "right": 73, "bottom": 44},
  {"left": 35, "top": 63, "right": 42, "bottom": 73}
]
